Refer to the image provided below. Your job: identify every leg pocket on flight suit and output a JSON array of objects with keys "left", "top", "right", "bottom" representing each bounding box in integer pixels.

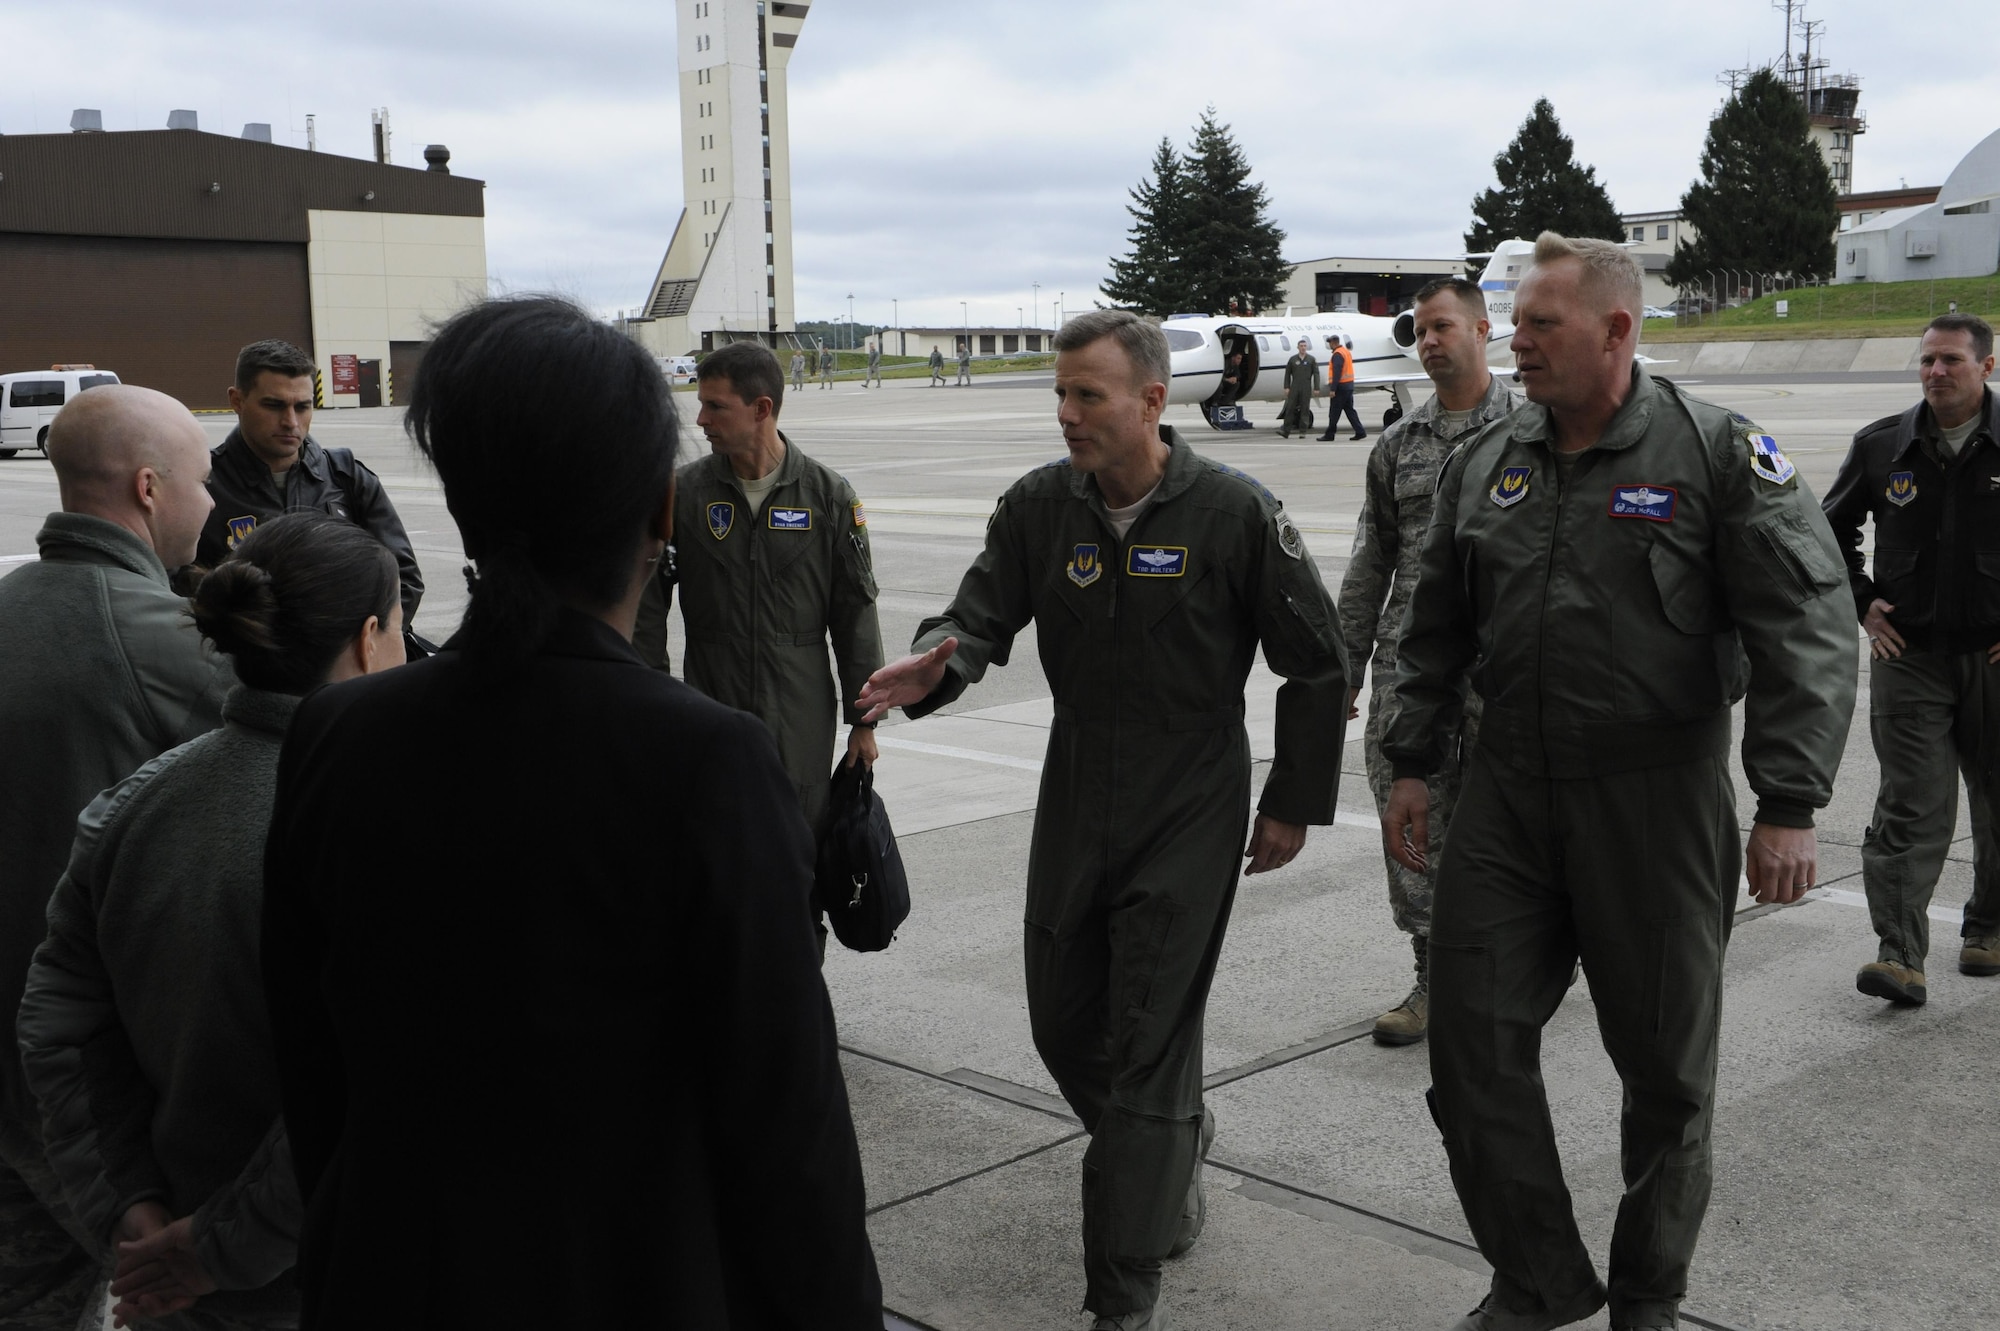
[
  {"left": 1642, "top": 915, "right": 1717, "bottom": 1045},
  {"left": 1122, "top": 899, "right": 1189, "bottom": 1019}
]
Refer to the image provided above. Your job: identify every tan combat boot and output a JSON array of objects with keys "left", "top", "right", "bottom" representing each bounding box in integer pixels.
[
  {"left": 1960, "top": 936, "right": 2000, "bottom": 977},
  {"left": 1374, "top": 935, "right": 1430, "bottom": 1046},
  {"left": 1856, "top": 960, "right": 1927, "bottom": 1005}
]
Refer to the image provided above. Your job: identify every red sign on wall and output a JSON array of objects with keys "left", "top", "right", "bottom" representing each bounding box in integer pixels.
[{"left": 330, "top": 354, "right": 359, "bottom": 393}]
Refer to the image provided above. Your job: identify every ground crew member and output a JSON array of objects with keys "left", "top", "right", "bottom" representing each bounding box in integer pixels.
[
  {"left": 1277, "top": 337, "right": 1318, "bottom": 438},
  {"left": 819, "top": 343, "right": 836, "bottom": 389},
  {"left": 1318, "top": 334, "right": 1367, "bottom": 440},
  {"left": 1381, "top": 234, "right": 1854, "bottom": 1331},
  {"left": 858, "top": 310, "right": 1348, "bottom": 1331},
  {"left": 791, "top": 348, "right": 807, "bottom": 390},
  {"left": 956, "top": 339, "right": 973, "bottom": 386},
  {"left": 633, "top": 341, "right": 882, "bottom": 840},
  {"left": 930, "top": 345, "right": 947, "bottom": 386},
  {"left": 196, "top": 339, "right": 427, "bottom": 654},
  {"left": 1338, "top": 276, "right": 1519, "bottom": 1047},
  {"left": 865, "top": 338, "right": 883, "bottom": 388},
  {"left": 1823, "top": 313, "right": 2000, "bottom": 1005}
]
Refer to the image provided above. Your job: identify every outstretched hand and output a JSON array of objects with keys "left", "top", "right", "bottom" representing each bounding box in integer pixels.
[
  {"left": 856, "top": 638, "right": 959, "bottom": 723},
  {"left": 110, "top": 1214, "right": 214, "bottom": 1327}
]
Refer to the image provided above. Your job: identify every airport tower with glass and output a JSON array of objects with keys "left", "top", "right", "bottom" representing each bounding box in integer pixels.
[{"left": 634, "top": 0, "right": 805, "bottom": 356}]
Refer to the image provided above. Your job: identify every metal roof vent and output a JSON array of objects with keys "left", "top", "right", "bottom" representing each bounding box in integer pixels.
[
  {"left": 423, "top": 144, "right": 450, "bottom": 173},
  {"left": 70, "top": 109, "right": 104, "bottom": 133},
  {"left": 167, "top": 109, "right": 198, "bottom": 131},
  {"left": 241, "top": 123, "right": 272, "bottom": 143}
]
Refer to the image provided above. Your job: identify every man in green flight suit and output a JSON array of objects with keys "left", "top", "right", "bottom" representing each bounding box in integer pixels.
[
  {"left": 633, "top": 341, "right": 883, "bottom": 842},
  {"left": 859, "top": 310, "right": 1349, "bottom": 1331},
  {"left": 1381, "top": 234, "right": 1855, "bottom": 1331},
  {"left": 1277, "top": 336, "right": 1319, "bottom": 438}
]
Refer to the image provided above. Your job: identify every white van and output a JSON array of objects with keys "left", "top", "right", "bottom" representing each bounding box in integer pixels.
[
  {"left": 657, "top": 355, "right": 698, "bottom": 386},
  {"left": 0, "top": 367, "right": 121, "bottom": 458}
]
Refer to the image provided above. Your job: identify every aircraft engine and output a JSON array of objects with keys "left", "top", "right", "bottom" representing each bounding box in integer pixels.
[{"left": 1391, "top": 310, "right": 1421, "bottom": 359}]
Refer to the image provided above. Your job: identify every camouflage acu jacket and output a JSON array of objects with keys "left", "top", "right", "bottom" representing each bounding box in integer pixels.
[{"left": 1339, "top": 375, "right": 1521, "bottom": 683}]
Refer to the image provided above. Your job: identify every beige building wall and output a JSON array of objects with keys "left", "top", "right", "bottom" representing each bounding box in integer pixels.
[{"left": 306, "top": 208, "right": 487, "bottom": 403}]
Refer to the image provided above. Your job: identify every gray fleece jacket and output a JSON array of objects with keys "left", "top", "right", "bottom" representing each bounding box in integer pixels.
[
  {"left": 0, "top": 512, "right": 229, "bottom": 1144},
  {"left": 19, "top": 686, "right": 301, "bottom": 1328}
]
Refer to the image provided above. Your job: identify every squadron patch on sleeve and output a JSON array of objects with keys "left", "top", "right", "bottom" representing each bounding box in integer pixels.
[
  {"left": 1275, "top": 509, "right": 1306, "bottom": 560},
  {"left": 1741, "top": 427, "right": 1796, "bottom": 486}
]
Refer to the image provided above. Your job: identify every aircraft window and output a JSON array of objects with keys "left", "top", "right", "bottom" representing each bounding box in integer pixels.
[
  {"left": 1256, "top": 336, "right": 1271, "bottom": 351},
  {"left": 1163, "top": 329, "right": 1205, "bottom": 352}
]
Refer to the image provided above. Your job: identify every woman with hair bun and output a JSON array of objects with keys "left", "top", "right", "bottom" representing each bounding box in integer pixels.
[
  {"left": 259, "top": 296, "right": 881, "bottom": 1328},
  {"left": 16, "top": 512, "right": 402, "bottom": 1329}
]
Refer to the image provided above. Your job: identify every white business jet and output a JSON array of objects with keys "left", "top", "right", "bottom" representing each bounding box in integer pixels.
[{"left": 1164, "top": 238, "right": 1536, "bottom": 431}]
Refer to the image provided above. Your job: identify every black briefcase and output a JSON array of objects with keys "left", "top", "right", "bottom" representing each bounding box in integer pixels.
[{"left": 815, "top": 759, "right": 911, "bottom": 952}]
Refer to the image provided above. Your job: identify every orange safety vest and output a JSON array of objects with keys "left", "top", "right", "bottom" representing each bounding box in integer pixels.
[{"left": 1330, "top": 344, "right": 1356, "bottom": 385}]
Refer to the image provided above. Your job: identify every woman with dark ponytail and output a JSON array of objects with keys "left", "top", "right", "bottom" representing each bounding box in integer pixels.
[
  {"left": 16, "top": 513, "right": 402, "bottom": 1329},
  {"left": 259, "top": 296, "right": 881, "bottom": 1328}
]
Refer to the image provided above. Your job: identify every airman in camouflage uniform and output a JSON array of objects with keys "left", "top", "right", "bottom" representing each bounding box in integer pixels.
[{"left": 1339, "top": 278, "right": 1519, "bottom": 1045}]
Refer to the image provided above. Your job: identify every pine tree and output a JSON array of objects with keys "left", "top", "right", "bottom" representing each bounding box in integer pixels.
[
  {"left": 1102, "top": 137, "right": 1188, "bottom": 315},
  {"left": 1101, "top": 110, "right": 1288, "bottom": 317},
  {"left": 1666, "top": 68, "right": 1839, "bottom": 285},
  {"left": 1179, "top": 109, "right": 1289, "bottom": 316},
  {"left": 1464, "top": 99, "right": 1625, "bottom": 252}
]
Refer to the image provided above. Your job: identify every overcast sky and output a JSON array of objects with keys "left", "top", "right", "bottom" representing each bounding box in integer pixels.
[{"left": 4, "top": 0, "right": 1995, "bottom": 329}]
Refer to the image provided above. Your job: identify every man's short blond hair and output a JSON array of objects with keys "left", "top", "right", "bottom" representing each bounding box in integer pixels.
[{"left": 1530, "top": 231, "right": 1643, "bottom": 321}]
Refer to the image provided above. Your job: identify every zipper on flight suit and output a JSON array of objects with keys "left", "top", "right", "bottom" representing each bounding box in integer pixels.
[{"left": 1537, "top": 447, "right": 1571, "bottom": 784}]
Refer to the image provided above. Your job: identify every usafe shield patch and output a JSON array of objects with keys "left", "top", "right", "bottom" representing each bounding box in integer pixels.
[
  {"left": 707, "top": 502, "right": 734, "bottom": 540},
  {"left": 1127, "top": 546, "right": 1188, "bottom": 577},
  {"left": 1491, "top": 466, "right": 1531, "bottom": 508},
  {"left": 1886, "top": 471, "right": 1917, "bottom": 507},
  {"left": 226, "top": 515, "right": 258, "bottom": 549},
  {"left": 1608, "top": 484, "right": 1677, "bottom": 522},
  {"left": 1067, "top": 543, "right": 1102, "bottom": 587},
  {"left": 767, "top": 507, "right": 812, "bottom": 530}
]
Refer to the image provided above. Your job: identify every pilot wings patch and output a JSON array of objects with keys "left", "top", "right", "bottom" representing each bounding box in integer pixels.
[
  {"left": 1608, "top": 485, "right": 1677, "bottom": 522},
  {"left": 1126, "top": 546, "right": 1188, "bottom": 577}
]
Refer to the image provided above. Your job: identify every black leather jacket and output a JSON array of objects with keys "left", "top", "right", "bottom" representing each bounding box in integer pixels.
[
  {"left": 1823, "top": 387, "right": 2000, "bottom": 653},
  {"left": 196, "top": 429, "right": 424, "bottom": 624}
]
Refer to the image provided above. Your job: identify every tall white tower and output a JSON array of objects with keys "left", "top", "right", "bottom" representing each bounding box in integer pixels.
[{"left": 635, "top": 0, "right": 805, "bottom": 355}]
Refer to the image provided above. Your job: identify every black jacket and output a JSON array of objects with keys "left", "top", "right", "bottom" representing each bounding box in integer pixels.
[
  {"left": 1823, "top": 388, "right": 2000, "bottom": 653},
  {"left": 261, "top": 611, "right": 880, "bottom": 1330},
  {"left": 197, "top": 429, "right": 424, "bottom": 622}
]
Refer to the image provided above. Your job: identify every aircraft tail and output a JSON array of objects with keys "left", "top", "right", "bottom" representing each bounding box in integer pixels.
[{"left": 1473, "top": 237, "right": 1537, "bottom": 324}]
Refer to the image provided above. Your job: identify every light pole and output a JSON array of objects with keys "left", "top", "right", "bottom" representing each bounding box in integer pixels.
[
  {"left": 1017, "top": 307, "right": 1023, "bottom": 328},
  {"left": 1032, "top": 281, "right": 1041, "bottom": 329},
  {"left": 961, "top": 301, "right": 968, "bottom": 361},
  {"left": 846, "top": 293, "right": 855, "bottom": 350},
  {"left": 892, "top": 298, "right": 899, "bottom": 356},
  {"left": 1057, "top": 292, "right": 1064, "bottom": 330}
]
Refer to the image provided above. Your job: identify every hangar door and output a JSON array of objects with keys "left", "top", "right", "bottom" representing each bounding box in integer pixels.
[{"left": 0, "top": 233, "right": 311, "bottom": 410}]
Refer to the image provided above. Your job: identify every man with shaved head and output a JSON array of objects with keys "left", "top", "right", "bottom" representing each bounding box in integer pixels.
[
  {"left": 1380, "top": 234, "right": 1856, "bottom": 1331},
  {"left": 0, "top": 384, "right": 228, "bottom": 1324}
]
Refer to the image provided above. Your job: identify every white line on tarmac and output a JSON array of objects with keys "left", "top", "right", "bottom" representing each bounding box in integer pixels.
[
  {"left": 0, "top": 554, "right": 34, "bottom": 564},
  {"left": 875, "top": 732, "right": 1382, "bottom": 833},
  {"left": 1810, "top": 884, "right": 1962, "bottom": 925},
  {"left": 873, "top": 736, "right": 1047, "bottom": 772}
]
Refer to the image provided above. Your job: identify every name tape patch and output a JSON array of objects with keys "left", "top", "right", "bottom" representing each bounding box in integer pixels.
[
  {"left": 768, "top": 507, "right": 812, "bottom": 530},
  {"left": 1608, "top": 484, "right": 1677, "bottom": 522},
  {"left": 1126, "top": 546, "right": 1188, "bottom": 577}
]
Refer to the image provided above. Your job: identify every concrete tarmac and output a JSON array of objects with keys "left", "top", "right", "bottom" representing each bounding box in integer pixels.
[{"left": 2, "top": 369, "right": 1990, "bottom": 1331}]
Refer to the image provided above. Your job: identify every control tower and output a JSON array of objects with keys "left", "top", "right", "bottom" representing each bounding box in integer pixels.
[{"left": 634, "top": 0, "right": 806, "bottom": 356}]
